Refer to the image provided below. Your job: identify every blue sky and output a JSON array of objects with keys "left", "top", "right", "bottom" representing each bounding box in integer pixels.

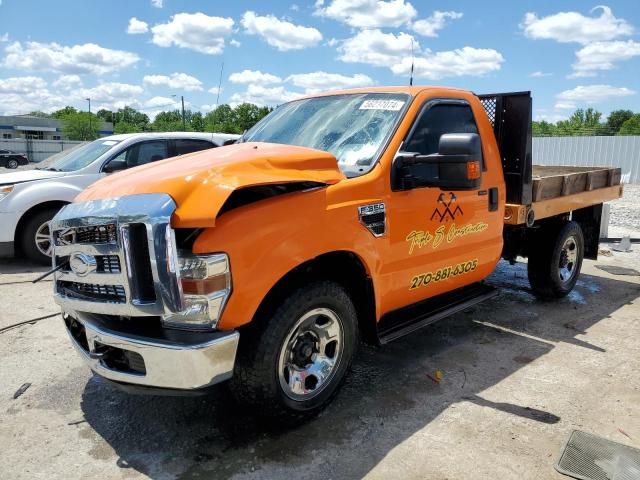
[{"left": 0, "top": 0, "right": 639, "bottom": 122}]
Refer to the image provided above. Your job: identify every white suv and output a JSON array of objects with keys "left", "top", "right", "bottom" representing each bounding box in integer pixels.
[{"left": 0, "top": 132, "right": 238, "bottom": 264}]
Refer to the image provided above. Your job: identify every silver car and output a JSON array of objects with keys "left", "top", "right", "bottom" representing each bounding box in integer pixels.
[{"left": 0, "top": 132, "right": 238, "bottom": 264}]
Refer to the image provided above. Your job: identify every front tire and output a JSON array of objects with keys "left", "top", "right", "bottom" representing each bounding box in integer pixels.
[
  {"left": 20, "top": 208, "right": 59, "bottom": 265},
  {"left": 7, "top": 159, "right": 19, "bottom": 169},
  {"left": 231, "top": 281, "right": 359, "bottom": 420},
  {"left": 528, "top": 220, "right": 584, "bottom": 299}
]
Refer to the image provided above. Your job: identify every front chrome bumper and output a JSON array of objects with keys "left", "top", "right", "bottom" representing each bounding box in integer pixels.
[{"left": 64, "top": 312, "right": 239, "bottom": 390}]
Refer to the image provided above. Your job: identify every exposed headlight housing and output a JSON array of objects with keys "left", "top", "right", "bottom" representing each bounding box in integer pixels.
[
  {"left": 0, "top": 185, "right": 14, "bottom": 201},
  {"left": 162, "top": 252, "right": 231, "bottom": 330}
]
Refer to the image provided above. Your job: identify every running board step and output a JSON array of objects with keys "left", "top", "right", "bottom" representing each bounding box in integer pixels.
[{"left": 377, "top": 283, "right": 498, "bottom": 344}]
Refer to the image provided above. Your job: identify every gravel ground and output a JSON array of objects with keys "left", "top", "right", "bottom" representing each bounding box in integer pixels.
[{"left": 0, "top": 181, "right": 639, "bottom": 480}]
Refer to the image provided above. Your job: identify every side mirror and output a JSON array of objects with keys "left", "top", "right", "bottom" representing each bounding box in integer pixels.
[
  {"left": 394, "top": 133, "right": 482, "bottom": 190},
  {"left": 102, "top": 159, "right": 127, "bottom": 173}
]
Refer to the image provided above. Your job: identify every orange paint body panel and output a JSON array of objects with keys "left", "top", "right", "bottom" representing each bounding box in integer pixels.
[{"left": 74, "top": 86, "right": 506, "bottom": 331}]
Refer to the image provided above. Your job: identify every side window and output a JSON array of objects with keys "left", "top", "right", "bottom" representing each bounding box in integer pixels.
[
  {"left": 174, "top": 139, "right": 214, "bottom": 156},
  {"left": 127, "top": 140, "right": 170, "bottom": 167},
  {"left": 403, "top": 103, "right": 478, "bottom": 155}
]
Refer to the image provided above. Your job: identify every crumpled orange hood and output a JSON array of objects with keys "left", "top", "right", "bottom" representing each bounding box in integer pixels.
[{"left": 76, "top": 142, "right": 345, "bottom": 227}]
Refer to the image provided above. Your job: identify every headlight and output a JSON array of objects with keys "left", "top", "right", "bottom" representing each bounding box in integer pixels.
[
  {"left": 0, "top": 185, "right": 14, "bottom": 201},
  {"left": 162, "top": 252, "right": 231, "bottom": 330}
]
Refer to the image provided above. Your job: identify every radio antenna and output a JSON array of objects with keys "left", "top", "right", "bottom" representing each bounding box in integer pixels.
[
  {"left": 216, "top": 61, "right": 224, "bottom": 107},
  {"left": 409, "top": 38, "right": 414, "bottom": 86}
]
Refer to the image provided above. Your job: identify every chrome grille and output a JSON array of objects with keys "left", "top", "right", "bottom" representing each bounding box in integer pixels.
[
  {"left": 55, "top": 224, "right": 117, "bottom": 245},
  {"left": 96, "top": 255, "right": 121, "bottom": 273},
  {"left": 58, "top": 281, "right": 126, "bottom": 303},
  {"left": 51, "top": 193, "right": 184, "bottom": 317}
]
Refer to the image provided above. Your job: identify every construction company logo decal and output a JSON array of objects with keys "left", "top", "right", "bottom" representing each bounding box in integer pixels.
[
  {"left": 406, "top": 222, "right": 489, "bottom": 255},
  {"left": 431, "top": 192, "right": 463, "bottom": 222}
]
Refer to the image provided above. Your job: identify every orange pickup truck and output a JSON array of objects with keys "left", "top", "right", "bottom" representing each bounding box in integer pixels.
[{"left": 51, "top": 87, "right": 622, "bottom": 418}]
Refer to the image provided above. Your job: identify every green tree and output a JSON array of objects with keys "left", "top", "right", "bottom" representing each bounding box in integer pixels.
[
  {"left": 115, "top": 106, "right": 150, "bottom": 131},
  {"left": 618, "top": 114, "right": 640, "bottom": 135},
  {"left": 606, "top": 110, "right": 634, "bottom": 134},
  {"left": 96, "top": 109, "right": 114, "bottom": 123},
  {"left": 51, "top": 106, "right": 78, "bottom": 119},
  {"left": 28, "top": 111, "right": 52, "bottom": 118},
  {"left": 191, "top": 111, "right": 205, "bottom": 132},
  {"left": 61, "top": 111, "right": 100, "bottom": 140},
  {"left": 204, "top": 104, "right": 238, "bottom": 133},
  {"left": 113, "top": 122, "right": 139, "bottom": 134},
  {"left": 152, "top": 110, "right": 183, "bottom": 131},
  {"left": 532, "top": 120, "right": 556, "bottom": 137},
  {"left": 555, "top": 108, "right": 604, "bottom": 136}
]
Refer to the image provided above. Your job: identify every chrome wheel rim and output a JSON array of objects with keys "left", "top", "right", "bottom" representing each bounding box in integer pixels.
[
  {"left": 278, "top": 307, "right": 344, "bottom": 401},
  {"left": 35, "top": 220, "right": 53, "bottom": 257},
  {"left": 558, "top": 235, "right": 578, "bottom": 284},
  {"left": 7, "top": 160, "right": 18, "bottom": 168}
]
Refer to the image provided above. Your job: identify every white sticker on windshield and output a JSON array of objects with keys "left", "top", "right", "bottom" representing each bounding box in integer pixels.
[
  {"left": 102, "top": 141, "right": 118, "bottom": 146},
  {"left": 359, "top": 99, "right": 405, "bottom": 111}
]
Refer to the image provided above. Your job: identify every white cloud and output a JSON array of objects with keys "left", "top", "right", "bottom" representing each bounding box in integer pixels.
[
  {"left": 151, "top": 0, "right": 162, "bottom": 8},
  {"left": 391, "top": 47, "right": 504, "bottom": 80},
  {"left": 143, "top": 72, "right": 204, "bottom": 91},
  {"left": 230, "top": 39, "right": 241, "bottom": 47},
  {"left": 207, "top": 86, "right": 223, "bottom": 96},
  {"left": 287, "top": 71, "right": 374, "bottom": 93},
  {"left": 228, "top": 69, "right": 282, "bottom": 85},
  {"left": 315, "top": 0, "right": 416, "bottom": 28},
  {"left": 151, "top": 13, "right": 234, "bottom": 55},
  {"left": 0, "top": 76, "right": 47, "bottom": 94},
  {"left": 338, "top": 30, "right": 502, "bottom": 80},
  {"left": 571, "top": 40, "right": 640, "bottom": 77},
  {"left": 52, "top": 74, "right": 83, "bottom": 90},
  {"left": 556, "top": 85, "right": 636, "bottom": 107},
  {"left": 127, "top": 17, "right": 149, "bottom": 34},
  {"left": 554, "top": 102, "right": 577, "bottom": 110},
  {"left": 2, "top": 41, "right": 139, "bottom": 75},
  {"left": 521, "top": 6, "right": 633, "bottom": 45},
  {"left": 412, "top": 11, "right": 462, "bottom": 37},
  {"left": 241, "top": 11, "right": 322, "bottom": 51},
  {"left": 81, "top": 82, "right": 144, "bottom": 110},
  {"left": 338, "top": 29, "right": 417, "bottom": 67},
  {"left": 291, "top": 4, "right": 300, "bottom": 11},
  {"left": 0, "top": 33, "right": 8, "bottom": 42},
  {"left": 0, "top": 91, "right": 66, "bottom": 115},
  {"left": 530, "top": 71, "right": 552, "bottom": 78},
  {"left": 535, "top": 112, "right": 569, "bottom": 123},
  {"left": 229, "top": 84, "right": 303, "bottom": 107}
]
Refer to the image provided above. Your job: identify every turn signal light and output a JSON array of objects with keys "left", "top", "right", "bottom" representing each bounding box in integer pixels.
[{"left": 467, "top": 160, "right": 481, "bottom": 180}]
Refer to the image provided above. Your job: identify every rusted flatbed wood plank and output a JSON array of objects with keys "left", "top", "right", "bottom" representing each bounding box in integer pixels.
[
  {"left": 531, "top": 166, "right": 621, "bottom": 201},
  {"left": 505, "top": 184, "right": 624, "bottom": 225},
  {"left": 531, "top": 185, "right": 624, "bottom": 222}
]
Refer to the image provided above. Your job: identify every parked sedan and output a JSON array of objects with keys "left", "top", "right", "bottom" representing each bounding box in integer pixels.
[
  {"left": 0, "top": 150, "right": 29, "bottom": 169},
  {"left": 0, "top": 132, "right": 238, "bottom": 264}
]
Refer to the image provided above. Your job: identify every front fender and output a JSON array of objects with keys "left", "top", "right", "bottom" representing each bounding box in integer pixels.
[{"left": 192, "top": 187, "right": 384, "bottom": 330}]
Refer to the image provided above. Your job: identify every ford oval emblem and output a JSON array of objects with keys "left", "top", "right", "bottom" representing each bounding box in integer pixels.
[{"left": 69, "top": 253, "right": 97, "bottom": 277}]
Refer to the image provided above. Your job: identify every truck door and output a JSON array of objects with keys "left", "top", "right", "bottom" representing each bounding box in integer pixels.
[{"left": 383, "top": 98, "right": 503, "bottom": 312}]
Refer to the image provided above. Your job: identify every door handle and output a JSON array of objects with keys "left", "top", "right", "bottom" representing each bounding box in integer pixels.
[{"left": 488, "top": 187, "right": 499, "bottom": 212}]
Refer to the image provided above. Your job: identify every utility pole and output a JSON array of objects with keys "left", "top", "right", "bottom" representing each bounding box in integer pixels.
[
  {"left": 86, "top": 97, "right": 91, "bottom": 140},
  {"left": 181, "top": 95, "right": 186, "bottom": 131}
]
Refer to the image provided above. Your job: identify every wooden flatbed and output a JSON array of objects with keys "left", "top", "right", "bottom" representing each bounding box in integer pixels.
[{"left": 504, "top": 166, "right": 623, "bottom": 225}]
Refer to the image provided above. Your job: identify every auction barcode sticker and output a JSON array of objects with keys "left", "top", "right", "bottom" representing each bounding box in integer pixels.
[{"left": 359, "top": 99, "right": 405, "bottom": 111}]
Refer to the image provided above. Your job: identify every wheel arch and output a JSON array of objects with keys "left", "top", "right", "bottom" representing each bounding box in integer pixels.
[
  {"left": 14, "top": 201, "right": 69, "bottom": 252},
  {"left": 248, "top": 250, "right": 379, "bottom": 345}
]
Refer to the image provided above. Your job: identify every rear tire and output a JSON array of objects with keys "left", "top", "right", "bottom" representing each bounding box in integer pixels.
[
  {"left": 20, "top": 208, "right": 59, "bottom": 265},
  {"left": 7, "top": 159, "right": 19, "bottom": 169},
  {"left": 527, "top": 220, "right": 584, "bottom": 299},
  {"left": 230, "top": 281, "right": 359, "bottom": 420}
]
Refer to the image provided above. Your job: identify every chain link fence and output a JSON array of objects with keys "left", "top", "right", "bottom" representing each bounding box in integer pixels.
[{"left": 0, "top": 138, "right": 85, "bottom": 163}]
